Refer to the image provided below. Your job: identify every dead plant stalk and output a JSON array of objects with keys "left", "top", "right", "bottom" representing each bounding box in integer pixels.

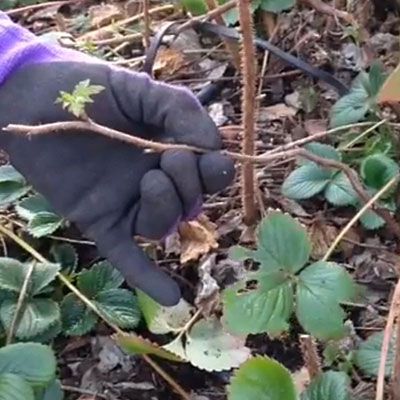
[{"left": 237, "top": 0, "right": 258, "bottom": 226}]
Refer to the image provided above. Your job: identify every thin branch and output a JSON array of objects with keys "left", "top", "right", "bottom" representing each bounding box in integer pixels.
[
  {"left": 392, "top": 319, "right": 400, "bottom": 400},
  {"left": 6, "top": 0, "right": 80, "bottom": 16},
  {"left": 143, "top": 0, "right": 151, "bottom": 48},
  {"left": 322, "top": 176, "right": 400, "bottom": 261},
  {"left": 238, "top": 0, "right": 258, "bottom": 226},
  {"left": 376, "top": 277, "right": 400, "bottom": 400},
  {"left": 299, "top": 334, "right": 322, "bottom": 379},
  {"left": 61, "top": 385, "right": 107, "bottom": 399},
  {"left": 0, "top": 223, "right": 191, "bottom": 400},
  {"left": 6, "top": 261, "right": 35, "bottom": 345}
]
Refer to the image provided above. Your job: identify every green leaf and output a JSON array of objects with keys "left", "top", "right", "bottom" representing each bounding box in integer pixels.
[
  {"left": 354, "top": 331, "right": 395, "bottom": 377},
  {"left": 94, "top": 289, "right": 141, "bottom": 329},
  {"left": 303, "top": 142, "right": 341, "bottom": 162},
  {"left": 41, "top": 380, "right": 64, "bottom": 400},
  {"left": 360, "top": 209, "right": 386, "bottom": 230},
  {"left": 78, "top": 261, "right": 124, "bottom": 297},
  {"left": 296, "top": 261, "right": 358, "bottom": 340},
  {"left": 28, "top": 318, "right": 62, "bottom": 344},
  {"left": 282, "top": 164, "right": 332, "bottom": 200},
  {"left": 116, "top": 333, "right": 183, "bottom": 362},
  {"left": 361, "top": 153, "right": 399, "bottom": 191},
  {"left": 229, "top": 245, "right": 254, "bottom": 261},
  {"left": 0, "top": 258, "right": 59, "bottom": 296},
  {"left": 50, "top": 243, "right": 78, "bottom": 274},
  {"left": 137, "top": 289, "right": 194, "bottom": 334},
  {"left": 254, "top": 211, "right": 311, "bottom": 273},
  {"left": 60, "top": 293, "right": 97, "bottom": 336},
  {"left": 0, "top": 298, "right": 61, "bottom": 340},
  {"left": 180, "top": 0, "right": 207, "bottom": 15},
  {"left": 259, "top": 0, "right": 295, "bottom": 13},
  {"left": 0, "top": 374, "right": 34, "bottom": 400},
  {"left": 324, "top": 172, "right": 359, "bottom": 206},
  {"left": 0, "top": 165, "right": 30, "bottom": 206},
  {"left": 0, "top": 342, "right": 56, "bottom": 386},
  {"left": 330, "top": 73, "right": 370, "bottom": 128},
  {"left": 15, "top": 194, "right": 54, "bottom": 221},
  {"left": 301, "top": 371, "right": 350, "bottom": 400},
  {"left": 369, "top": 61, "right": 386, "bottom": 98},
  {"left": 228, "top": 356, "right": 297, "bottom": 400},
  {"left": 185, "top": 317, "right": 251, "bottom": 371},
  {"left": 27, "top": 212, "right": 63, "bottom": 238},
  {"left": 223, "top": 276, "right": 293, "bottom": 335}
]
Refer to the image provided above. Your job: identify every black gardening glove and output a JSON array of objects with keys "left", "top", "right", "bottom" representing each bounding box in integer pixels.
[{"left": 0, "top": 62, "right": 235, "bottom": 306}]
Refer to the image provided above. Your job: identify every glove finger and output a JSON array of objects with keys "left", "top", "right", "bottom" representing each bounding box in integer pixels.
[
  {"left": 134, "top": 169, "right": 182, "bottom": 240},
  {"left": 160, "top": 150, "right": 203, "bottom": 220},
  {"left": 198, "top": 151, "right": 236, "bottom": 194},
  {"left": 98, "top": 234, "right": 181, "bottom": 306}
]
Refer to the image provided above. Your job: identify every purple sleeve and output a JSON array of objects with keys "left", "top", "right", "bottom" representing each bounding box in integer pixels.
[{"left": 0, "top": 11, "right": 97, "bottom": 86}]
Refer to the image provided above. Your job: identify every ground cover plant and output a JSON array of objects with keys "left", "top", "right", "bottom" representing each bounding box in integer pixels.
[{"left": 3, "top": 0, "right": 400, "bottom": 399}]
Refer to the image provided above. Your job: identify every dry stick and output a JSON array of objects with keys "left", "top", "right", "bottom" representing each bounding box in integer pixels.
[
  {"left": 237, "top": 0, "right": 258, "bottom": 226},
  {"left": 6, "top": 261, "right": 35, "bottom": 345},
  {"left": 91, "top": 32, "right": 143, "bottom": 47},
  {"left": 299, "top": 0, "right": 356, "bottom": 24},
  {"left": 376, "top": 277, "right": 400, "bottom": 400},
  {"left": 5, "top": 0, "right": 79, "bottom": 16},
  {"left": 7, "top": 120, "right": 400, "bottom": 237},
  {"left": 77, "top": 4, "right": 174, "bottom": 41},
  {"left": 299, "top": 334, "right": 322, "bottom": 379},
  {"left": 205, "top": 0, "right": 241, "bottom": 70},
  {"left": 322, "top": 176, "right": 400, "bottom": 262},
  {"left": 61, "top": 385, "right": 107, "bottom": 399},
  {"left": 143, "top": 0, "right": 151, "bottom": 48},
  {"left": 0, "top": 224, "right": 191, "bottom": 400},
  {"left": 393, "top": 319, "right": 400, "bottom": 400}
]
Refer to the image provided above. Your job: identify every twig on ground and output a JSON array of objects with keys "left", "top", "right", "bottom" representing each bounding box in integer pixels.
[
  {"left": 299, "top": 0, "right": 356, "bottom": 24},
  {"left": 392, "top": 319, "right": 400, "bottom": 400},
  {"left": 61, "top": 385, "right": 108, "bottom": 399},
  {"left": 5, "top": 0, "right": 80, "bottom": 16},
  {"left": 6, "top": 261, "right": 35, "bottom": 345},
  {"left": 376, "top": 277, "right": 400, "bottom": 400},
  {"left": 77, "top": 4, "right": 174, "bottom": 42},
  {"left": 299, "top": 334, "right": 322, "bottom": 379}
]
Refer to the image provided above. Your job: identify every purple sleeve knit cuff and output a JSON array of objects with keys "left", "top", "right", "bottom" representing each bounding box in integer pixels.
[{"left": 0, "top": 11, "right": 97, "bottom": 86}]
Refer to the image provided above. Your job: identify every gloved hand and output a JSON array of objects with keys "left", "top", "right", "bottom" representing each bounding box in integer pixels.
[{"left": 0, "top": 53, "right": 235, "bottom": 307}]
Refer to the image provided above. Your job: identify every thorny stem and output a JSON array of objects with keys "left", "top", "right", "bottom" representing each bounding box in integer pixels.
[
  {"left": 143, "top": 0, "right": 151, "bottom": 48},
  {"left": 237, "top": 0, "right": 258, "bottom": 226},
  {"left": 376, "top": 277, "right": 400, "bottom": 400},
  {"left": 322, "top": 176, "right": 400, "bottom": 261},
  {"left": 0, "top": 223, "right": 191, "bottom": 400},
  {"left": 6, "top": 261, "right": 35, "bottom": 345},
  {"left": 299, "top": 334, "right": 322, "bottom": 379}
]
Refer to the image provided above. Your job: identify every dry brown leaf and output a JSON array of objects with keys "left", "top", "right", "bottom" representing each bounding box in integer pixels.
[
  {"left": 258, "top": 103, "right": 297, "bottom": 122},
  {"left": 153, "top": 48, "right": 188, "bottom": 80},
  {"left": 309, "top": 220, "right": 338, "bottom": 259},
  {"left": 178, "top": 214, "right": 219, "bottom": 263}
]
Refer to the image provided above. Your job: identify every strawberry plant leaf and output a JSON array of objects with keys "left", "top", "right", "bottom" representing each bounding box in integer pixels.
[
  {"left": 368, "top": 61, "right": 386, "bottom": 98},
  {"left": 94, "top": 289, "right": 141, "bottom": 329},
  {"left": 223, "top": 276, "right": 293, "bottom": 335},
  {"left": 0, "top": 298, "right": 60, "bottom": 340},
  {"left": 259, "top": 0, "right": 295, "bottom": 13},
  {"left": 137, "top": 289, "right": 194, "bottom": 334},
  {"left": 0, "top": 342, "right": 56, "bottom": 386},
  {"left": 254, "top": 211, "right": 311, "bottom": 273},
  {"left": 163, "top": 336, "right": 187, "bottom": 360},
  {"left": 15, "top": 194, "right": 54, "bottom": 221},
  {"left": 41, "top": 380, "right": 64, "bottom": 400},
  {"left": 50, "top": 243, "right": 78, "bottom": 275},
  {"left": 115, "top": 333, "right": 183, "bottom": 362},
  {"left": 184, "top": 317, "right": 251, "bottom": 372},
  {"left": 361, "top": 153, "right": 399, "bottom": 191},
  {"left": 354, "top": 330, "right": 395, "bottom": 377},
  {"left": 303, "top": 142, "right": 341, "bottom": 163},
  {"left": 324, "top": 172, "right": 359, "bottom": 206},
  {"left": 180, "top": 0, "right": 208, "bottom": 15},
  {"left": 0, "top": 165, "right": 30, "bottom": 207},
  {"left": 78, "top": 261, "right": 124, "bottom": 297},
  {"left": 60, "top": 293, "right": 97, "bottom": 336},
  {"left": 282, "top": 164, "right": 333, "bottom": 200},
  {"left": 301, "top": 371, "right": 350, "bottom": 400},
  {"left": 227, "top": 356, "right": 297, "bottom": 400},
  {"left": 296, "top": 261, "right": 358, "bottom": 340},
  {"left": 27, "top": 212, "right": 63, "bottom": 238},
  {"left": 0, "top": 374, "right": 34, "bottom": 400},
  {"left": 330, "top": 72, "right": 370, "bottom": 128}
]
